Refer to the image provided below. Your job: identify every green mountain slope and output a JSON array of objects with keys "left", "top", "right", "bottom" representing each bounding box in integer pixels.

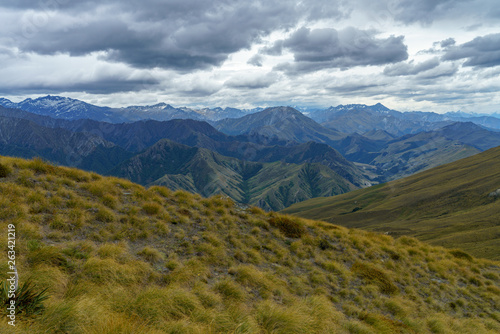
[
  {"left": 0, "top": 156, "right": 499, "bottom": 333},
  {"left": 370, "top": 132, "right": 481, "bottom": 181},
  {"left": 109, "top": 139, "right": 359, "bottom": 211},
  {"left": 282, "top": 145, "right": 500, "bottom": 260}
]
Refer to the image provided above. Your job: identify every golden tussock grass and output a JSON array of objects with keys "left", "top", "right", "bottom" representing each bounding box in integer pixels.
[{"left": 0, "top": 156, "right": 498, "bottom": 333}]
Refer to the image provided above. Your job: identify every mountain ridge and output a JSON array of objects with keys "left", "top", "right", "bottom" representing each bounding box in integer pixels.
[
  {"left": 108, "top": 138, "right": 361, "bottom": 211},
  {"left": 282, "top": 145, "right": 500, "bottom": 259}
]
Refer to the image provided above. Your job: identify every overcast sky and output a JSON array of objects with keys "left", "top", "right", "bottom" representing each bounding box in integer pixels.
[{"left": 0, "top": 0, "right": 499, "bottom": 113}]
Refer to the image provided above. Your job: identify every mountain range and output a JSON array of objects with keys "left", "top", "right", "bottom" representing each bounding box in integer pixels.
[
  {"left": 109, "top": 139, "right": 360, "bottom": 211},
  {"left": 1, "top": 95, "right": 500, "bottom": 210},
  {"left": 0, "top": 96, "right": 258, "bottom": 123},
  {"left": 0, "top": 105, "right": 371, "bottom": 210},
  {"left": 1, "top": 95, "right": 499, "bottom": 131}
]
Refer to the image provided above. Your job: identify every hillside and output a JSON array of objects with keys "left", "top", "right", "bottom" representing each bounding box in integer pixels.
[
  {"left": 108, "top": 139, "right": 360, "bottom": 211},
  {"left": 331, "top": 126, "right": 488, "bottom": 182},
  {"left": 0, "top": 116, "right": 132, "bottom": 174},
  {"left": 282, "top": 145, "right": 500, "bottom": 260},
  {"left": 0, "top": 156, "right": 499, "bottom": 333},
  {"left": 215, "top": 106, "right": 345, "bottom": 143}
]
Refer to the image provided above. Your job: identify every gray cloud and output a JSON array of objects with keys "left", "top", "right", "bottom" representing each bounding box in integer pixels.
[
  {"left": 414, "top": 63, "right": 459, "bottom": 80},
  {"left": 274, "top": 27, "right": 408, "bottom": 74},
  {"left": 327, "top": 82, "right": 386, "bottom": 96},
  {"left": 261, "top": 40, "right": 284, "bottom": 56},
  {"left": 384, "top": 58, "right": 440, "bottom": 76},
  {"left": 356, "top": 0, "right": 499, "bottom": 26},
  {"left": 8, "top": 0, "right": 348, "bottom": 71},
  {"left": 0, "top": 76, "right": 159, "bottom": 95},
  {"left": 391, "top": 0, "right": 464, "bottom": 25},
  {"left": 439, "top": 38, "right": 456, "bottom": 48},
  {"left": 442, "top": 33, "right": 500, "bottom": 67},
  {"left": 247, "top": 54, "right": 264, "bottom": 67}
]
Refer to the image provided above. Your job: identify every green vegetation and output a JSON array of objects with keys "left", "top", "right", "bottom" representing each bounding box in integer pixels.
[
  {"left": 0, "top": 280, "right": 49, "bottom": 316},
  {"left": 110, "top": 139, "right": 359, "bottom": 211},
  {"left": 283, "top": 146, "right": 500, "bottom": 260},
  {"left": 0, "top": 156, "right": 499, "bottom": 333}
]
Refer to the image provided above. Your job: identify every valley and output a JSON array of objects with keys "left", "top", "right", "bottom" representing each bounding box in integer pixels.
[
  {"left": 282, "top": 146, "right": 500, "bottom": 260},
  {"left": 1, "top": 97, "right": 499, "bottom": 212}
]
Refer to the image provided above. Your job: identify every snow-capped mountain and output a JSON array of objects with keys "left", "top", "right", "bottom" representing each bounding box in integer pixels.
[{"left": 0, "top": 95, "right": 126, "bottom": 122}]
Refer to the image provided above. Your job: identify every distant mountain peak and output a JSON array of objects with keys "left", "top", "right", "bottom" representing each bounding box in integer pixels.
[
  {"left": 371, "top": 102, "right": 390, "bottom": 112},
  {"left": 326, "top": 103, "right": 391, "bottom": 114},
  {"left": 263, "top": 106, "right": 303, "bottom": 115}
]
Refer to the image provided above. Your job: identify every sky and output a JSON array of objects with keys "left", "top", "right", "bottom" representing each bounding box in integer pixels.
[{"left": 0, "top": 0, "right": 499, "bottom": 113}]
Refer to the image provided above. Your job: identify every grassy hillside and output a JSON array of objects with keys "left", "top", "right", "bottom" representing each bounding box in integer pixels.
[
  {"left": 0, "top": 156, "right": 499, "bottom": 333},
  {"left": 282, "top": 146, "right": 500, "bottom": 260}
]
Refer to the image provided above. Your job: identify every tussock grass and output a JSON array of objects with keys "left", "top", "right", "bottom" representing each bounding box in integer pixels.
[
  {"left": 352, "top": 262, "right": 398, "bottom": 295},
  {"left": 268, "top": 215, "right": 307, "bottom": 238},
  {"left": 0, "top": 162, "right": 11, "bottom": 178},
  {"left": 0, "top": 156, "right": 498, "bottom": 333}
]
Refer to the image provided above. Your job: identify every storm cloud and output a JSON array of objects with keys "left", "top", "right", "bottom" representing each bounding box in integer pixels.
[
  {"left": 10, "top": 0, "right": 347, "bottom": 71},
  {"left": 273, "top": 27, "right": 408, "bottom": 74}
]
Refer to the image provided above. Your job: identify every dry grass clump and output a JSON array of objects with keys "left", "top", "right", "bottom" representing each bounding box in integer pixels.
[
  {"left": 268, "top": 215, "right": 307, "bottom": 238},
  {"left": 137, "top": 246, "right": 165, "bottom": 264},
  {"left": 352, "top": 262, "right": 399, "bottom": 295},
  {"left": 0, "top": 161, "right": 12, "bottom": 178},
  {"left": 0, "top": 156, "right": 499, "bottom": 333}
]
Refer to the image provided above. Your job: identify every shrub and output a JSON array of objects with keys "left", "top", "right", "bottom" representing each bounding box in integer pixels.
[
  {"left": 82, "top": 258, "right": 151, "bottom": 284},
  {"left": 97, "top": 243, "right": 129, "bottom": 261},
  {"left": 95, "top": 207, "right": 115, "bottom": 223},
  {"left": 256, "top": 301, "right": 311, "bottom": 334},
  {"left": 268, "top": 216, "right": 306, "bottom": 238}
]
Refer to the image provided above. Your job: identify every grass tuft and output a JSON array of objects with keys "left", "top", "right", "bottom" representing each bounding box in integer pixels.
[
  {"left": 352, "top": 262, "right": 398, "bottom": 295},
  {"left": 0, "top": 162, "right": 12, "bottom": 178},
  {"left": 449, "top": 249, "right": 473, "bottom": 261},
  {"left": 268, "top": 215, "right": 306, "bottom": 238}
]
